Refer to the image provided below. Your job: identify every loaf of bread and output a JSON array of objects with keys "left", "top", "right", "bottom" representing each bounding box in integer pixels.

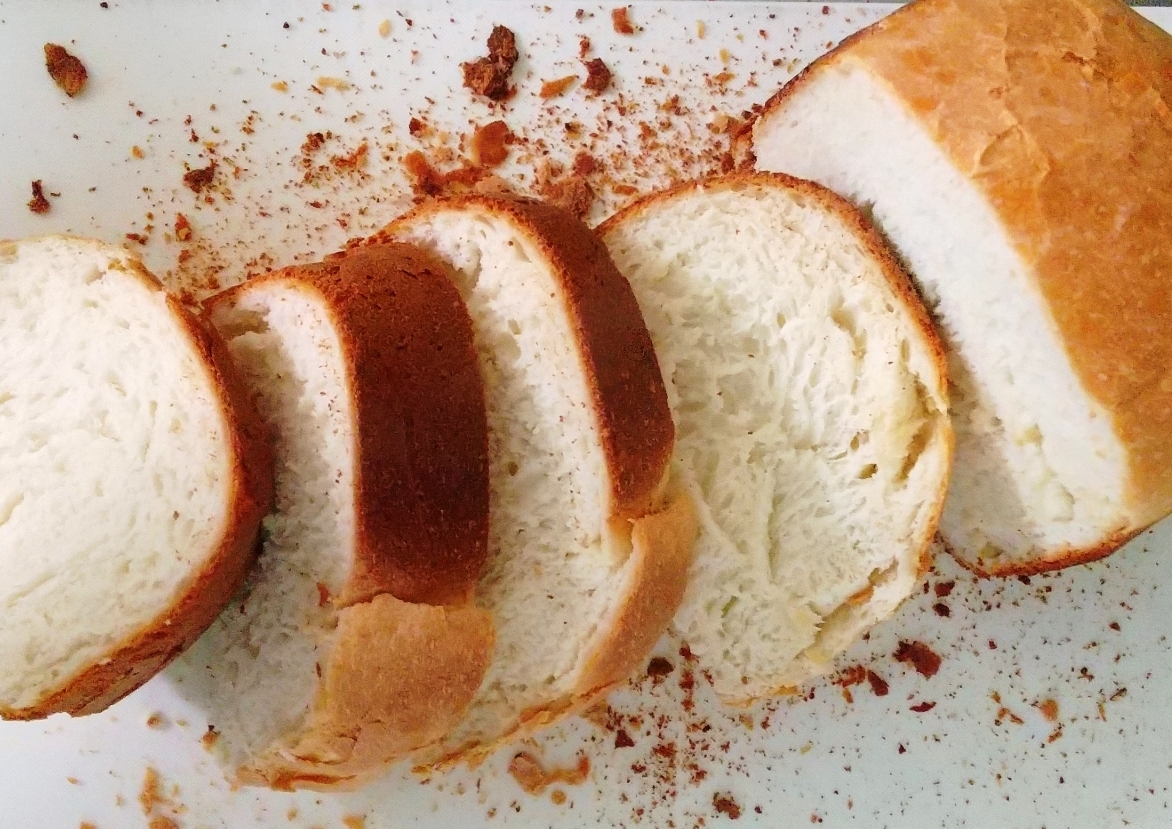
[
  {"left": 752, "top": 0, "right": 1172, "bottom": 575},
  {"left": 378, "top": 196, "right": 696, "bottom": 763},
  {"left": 173, "top": 243, "right": 493, "bottom": 790},
  {"left": 0, "top": 236, "right": 271, "bottom": 719},
  {"left": 599, "top": 174, "right": 952, "bottom": 703}
]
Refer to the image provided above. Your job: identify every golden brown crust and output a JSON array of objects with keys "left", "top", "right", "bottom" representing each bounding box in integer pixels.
[
  {"left": 239, "top": 595, "right": 493, "bottom": 792},
  {"left": 2, "top": 243, "right": 273, "bottom": 719},
  {"left": 378, "top": 195, "right": 676, "bottom": 522},
  {"left": 226, "top": 243, "right": 490, "bottom": 608},
  {"left": 575, "top": 490, "right": 697, "bottom": 693},
  {"left": 941, "top": 525, "right": 1143, "bottom": 578},
  {"left": 762, "top": 0, "right": 1172, "bottom": 544}
]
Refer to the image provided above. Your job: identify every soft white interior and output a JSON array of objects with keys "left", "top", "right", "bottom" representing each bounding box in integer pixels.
[
  {"left": 171, "top": 283, "right": 354, "bottom": 768},
  {"left": 393, "top": 212, "right": 617, "bottom": 749},
  {"left": 602, "top": 183, "right": 948, "bottom": 701},
  {"left": 753, "top": 63, "right": 1126, "bottom": 568},
  {"left": 0, "top": 238, "right": 230, "bottom": 710}
]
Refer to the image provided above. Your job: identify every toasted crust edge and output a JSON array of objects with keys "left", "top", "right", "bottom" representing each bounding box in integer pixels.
[{"left": 0, "top": 238, "right": 273, "bottom": 720}]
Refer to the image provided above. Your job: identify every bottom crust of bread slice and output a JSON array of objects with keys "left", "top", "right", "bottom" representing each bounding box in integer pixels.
[
  {"left": 380, "top": 196, "right": 697, "bottom": 764},
  {"left": 599, "top": 174, "right": 952, "bottom": 705},
  {"left": 0, "top": 236, "right": 271, "bottom": 720},
  {"left": 172, "top": 243, "right": 493, "bottom": 790}
]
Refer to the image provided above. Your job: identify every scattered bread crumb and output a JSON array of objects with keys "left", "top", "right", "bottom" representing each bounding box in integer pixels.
[
  {"left": 183, "top": 162, "right": 217, "bottom": 194},
  {"left": 894, "top": 640, "right": 942, "bottom": 678},
  {"left": 146, "top": 712, "right": 168, "bottom": 729},
  {"left": 539, "top": 75, "right": 577, "bottom": 99},
  {"left": 201, "top": 724, "right": 220, "bottom": 751},
  {"left": 271, "top": 80, "right": 289, "bottom": 92},
  {"left": 470, "top": 120, "right": 512, "bottom": 167},
  {"left": 461, "top": 25, "right": 518, "bottom": 101},
  {"left": 316, "top": 76, "right": 351, "bottom": 92},
  {"left": 713, "top": 792, "right": 742, "bottom": 819},
  {"left": 27, "top": 180, "right": 51, "bottom": 214},
  {"left": 378, "top": 19, "right": 391, "bottom": 37},
  {"left": 507, "top": 752, "right": 590, "bottom": 795},
  {"left": 342, "top": 816, "right": 366, "bottom": 829},
  {"left": 45, "top": 43, "right": 88, "bottom": 97},
  {"left": 132, "top": 145, "right": 145, "bottom": 159},
  {"left": 612, "top": 7, "right": 637, "bottom": 35},
  {"left": 582, "top": 58, "right": 612, "bottom": 95}
]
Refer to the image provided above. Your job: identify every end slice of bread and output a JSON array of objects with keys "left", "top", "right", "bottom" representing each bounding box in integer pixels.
[
  {"left": 599, "top": 174, "right": 952, "bottom": 704},
  {"left": 379, "top": 196, "right": 696, "bottom": 763},
  {"left": 752, "top": 0, "right": 1172, "bottom": 574},
  {"left": 174, "top": 243, "right": 493, "bottom": 790},
  {"left": 0, "top": 236, "right": 271, "bottom": 720}
]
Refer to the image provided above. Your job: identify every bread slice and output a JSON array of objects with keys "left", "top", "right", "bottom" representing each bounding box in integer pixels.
[
  {"left": 0, "top": 236, "right": 271, "bottom": 720},
  {"left": 598, "top": 174, "right": 951, "bottom": 704},
  {"left": 175, "top": 243, "right": 494, "bottom": 790},
  {"left": 377, "top": 196, "right": 695, "bottom": 762},
  {"left": 752, "top": 0, "right": 1172, "bottom": 575}
]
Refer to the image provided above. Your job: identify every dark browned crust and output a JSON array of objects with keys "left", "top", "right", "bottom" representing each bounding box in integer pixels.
[
  {"left": 221, "top": 243, "right": 490, "bottom": 608},
  {"left": 758, "top": 0, "right": 1172, "bottom": 547},
  {"left": 378, "top": 196, "right": 675, "bottom": 523},
  {"left": 1, "top": 244, "right": 273, "bottom": 720}
]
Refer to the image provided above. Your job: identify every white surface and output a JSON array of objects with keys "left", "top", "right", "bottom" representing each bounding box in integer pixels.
[{"left": 2, "top": 2, "right": 1172, "bottom": 828}]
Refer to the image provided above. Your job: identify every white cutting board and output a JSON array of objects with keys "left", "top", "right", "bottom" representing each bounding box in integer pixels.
[{"left": 2, "top": 2, "right": 1172, "bottom": 827}]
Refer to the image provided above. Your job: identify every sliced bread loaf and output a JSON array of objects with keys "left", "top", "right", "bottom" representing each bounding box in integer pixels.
[
  {"left": 377, "top": 196, "right": 696, "bottom": 762},
  {"left": 599, "top": 174, "right": 952, "bottom": 704},
  {"left": 0, "top": 236, "right": 271, "bottom": 720},
  {"left": 174, "top": 243, "right": 493, "bottom": 790},
  {"left": 752, "top": 0, "right": 1172, "bottom": 575}
]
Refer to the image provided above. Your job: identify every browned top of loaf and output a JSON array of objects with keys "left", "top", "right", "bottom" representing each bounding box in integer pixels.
[
  {"left": 769, "top": 0, "right": 1172, "bottom": 526},
  {"left": 378, "top": 195, "right": 675, "bottom": 521},
  {"left": 248, "top": 242, "right": 488, "bottom": 607},
  {"left": 2, "top": 241, "right": 274, "bottom": 719}
]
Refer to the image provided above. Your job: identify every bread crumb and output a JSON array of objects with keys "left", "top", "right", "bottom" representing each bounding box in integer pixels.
[
  {"left": 470, "top": 120, "right": 512, "bottom": 168},
  {"left": 45, "top": 43, "right": 88, "bottom": 97},
  {"left": 271, "top": 80, "right": 289, "bottom": 92},
  {"left": 507, "top": 751, "right": 590, "bottom": 795},
  {"left": 1035, "top": 698, "right": 1059, "bottom": 721},
  {"left": 894, "top": 640, "right": 942, "bottom": 678},
  {"left": 145, "top": 712, "right": 168, "bottom": 729},
  {"left": 200, "top": 724, "right": 220, "bottom": 751},
  {"left": 539, "top": 75, "right": 577, "bottom": 99},
  {"left": 713, "top": 793, "right": 742, "bottom": 819},
  {"left": 697, "top": 20, "right": 706, "bottom": 39},
  {"left": 646, "top": 657, "right": 674, "bottom": 678},
  {"left": 378, "top": 19, "right": 391, "bottom": 37},
  {"left": 582, "top": 58, "right": 612, "bottom": 95},
  {"left": 342, "top": 816, "right": 366, "bottom": 829},
  {"left": 611, "top": 7, "right": 637, "bottom": 34},
  {"left": 462, "top": 25, "right": 518, "bottom": 101},
  {"left": 316, "top": 76, "right": 351, "bottom": 91},
  {"left": 174, "top": 213, "right": 192, "bottom": 242},
  {"left": 550, "top": 789, "right": 567, "bottom": 805},
  {"left": 183, "top": 162, "right": 217, "bottom": 194},
  {"left": 27, "top": 180, "right": 51, "bottom": 214},
  {"left": 67, "top": 776, "right": 81, "bottom": 785},
  {"left": 132, "top": 145, "right": 145, "bottom": 159},
  {"left": 80, "top": 823, "right": 98, "bottom": 829}
]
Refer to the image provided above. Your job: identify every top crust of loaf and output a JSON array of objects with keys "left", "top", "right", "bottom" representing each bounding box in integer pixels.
[
  {"left": 0, "top": 236, "right": 272, "bottom": 720},
  {"left": 760, "top": 0, "right": 1172, "bottom": 562},
  {"left": 377, "top": 195, "right": 675, "bottom": 524},
  {"left": 214, "top": 244, "right": 489, "bottom": 607}
]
